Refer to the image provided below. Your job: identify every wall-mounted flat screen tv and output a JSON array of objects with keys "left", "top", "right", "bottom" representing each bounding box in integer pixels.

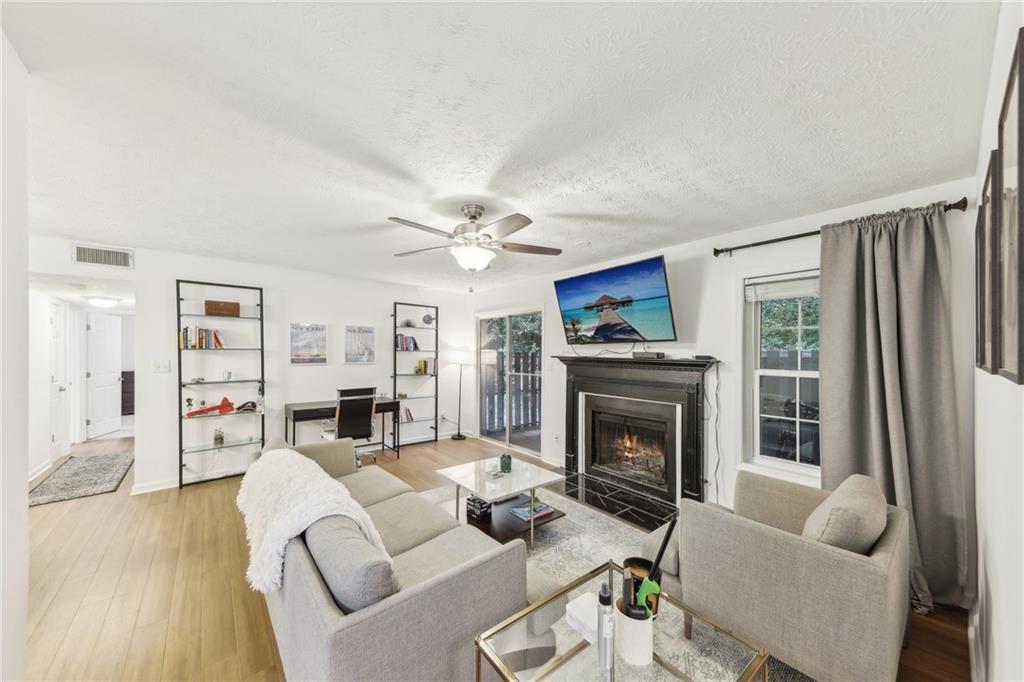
[{"left": 554, "top": 255, "right": 677, "bottom": 344}]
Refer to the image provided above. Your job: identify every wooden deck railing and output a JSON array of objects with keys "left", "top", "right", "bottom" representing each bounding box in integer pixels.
[{"left": 481, "top": 350, "right": 542, "bottom": 433}]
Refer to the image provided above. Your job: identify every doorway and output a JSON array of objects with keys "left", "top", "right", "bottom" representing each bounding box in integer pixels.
[{"left": 478, "top": 311, "right": 543, "bottom": 454}]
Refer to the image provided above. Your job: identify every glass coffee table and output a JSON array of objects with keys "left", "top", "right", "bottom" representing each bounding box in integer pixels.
[{"left": 476, "top": 561, "right": 768, "bottom": 681}]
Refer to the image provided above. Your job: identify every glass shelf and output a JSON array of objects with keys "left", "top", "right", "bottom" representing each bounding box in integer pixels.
[
  {"left": 396, "top": 326, "right": 437, "bottom": 331},
  {"left": 180, "top": 313, "right": 261, "bottom": 320},
  {"left": 400, "top": 418, "right": 437, "bottom": 424},
  {"left": 183, "top": 410, "right": 264, "bottom": 420},
  {"left": 181, "top": 347, "right": 262, "bottom": 351},
  {"left": 182, "top": 439, "right": 264, "bottom": 455},
  {"left": 397, "top": 395, "right": 435, "bottom": 400},
  {"left": 394, "top": 373, "right": 436, "bottom": 377},
  {"left": 395, "top": 349, "right": 436, "bottom": 353},
  {"left": 181, "top": 379, "right": 264, "bottom": 387}
]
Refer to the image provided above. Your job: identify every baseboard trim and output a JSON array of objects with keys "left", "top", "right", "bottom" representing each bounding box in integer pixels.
[
  {"left": 968, "top": 604, "right": 984, "bottom": 682},
  {"left": 28, "top": 458, "right": 54, "bottom": 485},
  {"left": 131, "top": 478, "right": 178, "bottom": 496}
]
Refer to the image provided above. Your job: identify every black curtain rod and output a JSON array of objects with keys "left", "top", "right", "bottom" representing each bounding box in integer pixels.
[{"left": 712, "top": 196, "right": 969, "bottom": 257}]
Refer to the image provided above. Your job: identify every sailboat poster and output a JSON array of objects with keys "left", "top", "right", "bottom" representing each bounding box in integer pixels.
[
  {"left": 345, "top": 325, "right": 376, "bottom": 364},
  {"left": 290, "top": 322, "right": 328, "bottom": 365}
]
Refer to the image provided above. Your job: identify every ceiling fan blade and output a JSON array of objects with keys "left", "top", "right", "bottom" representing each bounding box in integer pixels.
[
  {"left": 494, "top": 241, "right": 562, "bottom": 256},
  {"left": 481, "top": 213, "right": 532, "bottom": 240},
  {"left": 394, "top": 245, "right": 451, "bottom": 257},
  {"left": 387, "top": 217, "right": 454, "bottom": 239}
]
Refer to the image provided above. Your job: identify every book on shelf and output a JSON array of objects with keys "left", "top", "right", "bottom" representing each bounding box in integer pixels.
[
  {"left": 402, "top": 407, "right": 414, "bottom": 423},
  {"left": 414, "top": 358, "right": 435, "bottom": 375},
  {"left": 179, "top": 325, "right": 225, "bottom": 350},
  {"left": 509, "top": 502, "right": 554, "bottom": 522},
  {"left": 395, "top": 334, "right": 420, "bottom": 351}
]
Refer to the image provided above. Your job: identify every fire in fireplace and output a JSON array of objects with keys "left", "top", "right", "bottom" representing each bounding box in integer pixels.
[{"left": 593, "top": 414, "right": 668, "bottom": 488}]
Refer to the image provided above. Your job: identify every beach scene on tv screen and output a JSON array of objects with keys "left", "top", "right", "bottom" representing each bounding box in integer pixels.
[{"left": 555, "top": 257, "right": 675, "bottom": 343}]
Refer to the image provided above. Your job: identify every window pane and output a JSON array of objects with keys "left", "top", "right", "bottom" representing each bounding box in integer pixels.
[
  {"left": 761, "top": 299, "right": 799, "bottom": 328},
  {"left": 760, "top": 376, "right": 796, "bottom": 418},
  {"left": 800, "top": 297, "right": 820, "bottom": 326},
  {"left": 760, "top": 327, "right": 798, "bottom": 370},
  {"left": 800, "top": 327, "right": 819, "bottom": 371},
  {"left": 799, "top": 378, "right": 819, "bottom": 420},
  {"left": 760, "top": 417, "right": 797, "bottom": 461},
  {"left": 510, "top": 312, "right": 543, "bottom": 374},
  {"left": 799, "top": 422, "right": 821, "bottom": 465}
]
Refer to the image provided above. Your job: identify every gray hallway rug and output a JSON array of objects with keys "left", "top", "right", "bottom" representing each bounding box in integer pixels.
[
  {"left": 29, "top": 451, "right": 134, "bottom": 506},
  {"left": 420, "top": 485, "right": 814, "bottom": 682}
]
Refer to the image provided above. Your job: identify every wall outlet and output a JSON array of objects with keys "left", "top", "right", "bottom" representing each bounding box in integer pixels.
[{"left": 153, "top": 359, "right": 170, "bottom": 373}]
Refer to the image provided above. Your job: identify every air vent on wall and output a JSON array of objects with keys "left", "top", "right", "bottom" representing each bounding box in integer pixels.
[{"left": 73, "top": 244, "right": 134, "bottom": 269}]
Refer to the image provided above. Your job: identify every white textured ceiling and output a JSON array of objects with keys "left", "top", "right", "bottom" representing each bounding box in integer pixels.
[{"left": 3, "top": 2, "right": 999, "bottom": 291}]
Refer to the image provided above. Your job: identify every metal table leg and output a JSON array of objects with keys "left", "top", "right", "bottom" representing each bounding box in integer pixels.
[
  {"left": 530, "top": 487, "right": 535, "bottom": 548},
  {"left": 455, "top": 483, "right": 461, "bottom": 522}
]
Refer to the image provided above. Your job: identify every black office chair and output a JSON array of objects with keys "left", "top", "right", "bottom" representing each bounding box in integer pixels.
[{"left": 322, "top": 387, "right": 377, "bottom": 464}]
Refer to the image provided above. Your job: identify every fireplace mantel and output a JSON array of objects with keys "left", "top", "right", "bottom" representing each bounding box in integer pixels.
[{"left": 556, "top": 354, "right": 717, "bottom": 505}]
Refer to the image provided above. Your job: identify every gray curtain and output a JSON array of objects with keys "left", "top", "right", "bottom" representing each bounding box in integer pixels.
[{"left": 820, "top": 202, "right": 968, "bottom": 611}]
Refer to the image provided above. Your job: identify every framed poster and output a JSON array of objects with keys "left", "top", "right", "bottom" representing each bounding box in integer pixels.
[
  {"left": 345, "top": 326, "right": 375, "bottom": 364},
  {"left": 978, "top": 150, "right": 999, "bottom": 374},
  {"left": 290, "top": 322, "right": 328, "bottom": 365},
  {"left": 997, "top": 27, "right": 1022, "bottom": 383}
]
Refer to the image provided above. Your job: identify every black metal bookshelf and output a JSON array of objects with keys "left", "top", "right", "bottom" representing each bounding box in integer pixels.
[
  {"left": 177, "top": 279, "right": 265, "bottom": 487},
  {"left": 392, "top": 301, "right": 438, "bottom": 444}
]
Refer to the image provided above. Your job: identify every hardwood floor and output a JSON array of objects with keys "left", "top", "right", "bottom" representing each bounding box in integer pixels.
[{"left": 27, "top": 437, "right": 970, "bottom": 681}]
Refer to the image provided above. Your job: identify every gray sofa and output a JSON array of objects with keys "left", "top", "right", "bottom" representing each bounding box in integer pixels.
[
  {"left": 642, "top": 471, "right": 910, "bottom": 682},
  {"left": 260, "top": 437, "right": 537, "bottom": 681}
]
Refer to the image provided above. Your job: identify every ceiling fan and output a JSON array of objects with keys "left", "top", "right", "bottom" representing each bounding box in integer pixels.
[{"left": 389, "top": 204, "right": 561, "bottom": 272}]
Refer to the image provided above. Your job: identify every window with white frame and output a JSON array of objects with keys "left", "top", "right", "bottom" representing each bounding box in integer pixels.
[{"left": 745, "top": 271, "right": 820, "bottom": 467}]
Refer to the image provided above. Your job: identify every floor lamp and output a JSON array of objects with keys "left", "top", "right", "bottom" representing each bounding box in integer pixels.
[
  {"left": 451, "top": 350, "right": 472, "bottom": 441},
  {"left": 452, "top": 361, "right": 466, "bottom": 440}
]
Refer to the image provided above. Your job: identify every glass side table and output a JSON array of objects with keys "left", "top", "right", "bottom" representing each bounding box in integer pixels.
[{"left": 476, "top": 561, "right": 769, "bottom": 681}]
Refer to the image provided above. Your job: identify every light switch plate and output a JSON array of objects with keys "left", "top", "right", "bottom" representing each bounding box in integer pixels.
[{"left": 153, "top": 360, "right": 170, "bottom": 373}]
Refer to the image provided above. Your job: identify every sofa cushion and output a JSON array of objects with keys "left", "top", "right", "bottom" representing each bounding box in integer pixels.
[
  {"left": 391, "top": 525, "right": 501, "bottom": 589},
  {"left": 366, "top": 492, "right": 460, "bottom": 555},
  {"left": 304, "top": 515, "right": 396, "bottom": 614},
  {"left": 338, "top": 466, "right": 414, "bottom": 507},
  {"left": 802, "top": 474, "right": 887, "bottom": 554}
]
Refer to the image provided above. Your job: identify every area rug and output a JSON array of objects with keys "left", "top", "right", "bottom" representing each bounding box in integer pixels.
[
  {"left": 29, "top": 452, "right": 134, "bottom": 506},
  {"left": 420, "top": 485, "right": 814, "bottom": 682}
]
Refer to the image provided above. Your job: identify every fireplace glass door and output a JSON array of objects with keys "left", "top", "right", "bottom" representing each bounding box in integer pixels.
[
  {"left": 478, "top": 312, "right": 542, "bottom": 453},
  {"left": 592, "top": 412, "right": 669, "bottom": 489}
]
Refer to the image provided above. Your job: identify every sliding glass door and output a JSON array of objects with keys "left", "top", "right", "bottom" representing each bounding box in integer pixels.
[{"left": 478, "top": 311, "right": 542, "bottom": 453}]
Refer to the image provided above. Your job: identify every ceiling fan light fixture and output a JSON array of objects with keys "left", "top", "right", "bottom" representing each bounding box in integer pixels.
[{"left": 450, "top": 244, "right": 495, "bottom": 272}]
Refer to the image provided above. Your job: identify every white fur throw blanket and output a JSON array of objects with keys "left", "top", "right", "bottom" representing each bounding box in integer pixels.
[{"left": 236, "top": 447, "right": 389, "bottom": 592}]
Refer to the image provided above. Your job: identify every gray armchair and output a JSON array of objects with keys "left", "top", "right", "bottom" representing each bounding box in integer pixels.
[{"left": 642, "top": 471, "right": 910, "bottom": 682}]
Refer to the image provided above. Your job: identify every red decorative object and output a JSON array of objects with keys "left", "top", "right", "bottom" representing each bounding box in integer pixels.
[{"left": 186, "top": 397, "right": 234, "bottom": 418}]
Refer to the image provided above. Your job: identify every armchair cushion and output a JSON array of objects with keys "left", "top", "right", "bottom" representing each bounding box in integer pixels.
[
  {"left": 802, "top": 474, "right": 887, "bottom": 555},
  {"left": 640, "top": 521, "right": 680, "bottom": 576}
]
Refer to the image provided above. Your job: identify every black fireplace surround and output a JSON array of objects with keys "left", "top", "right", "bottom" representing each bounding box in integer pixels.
[{"left": 557, "top": 356, "right": 716, "bottom": 517}]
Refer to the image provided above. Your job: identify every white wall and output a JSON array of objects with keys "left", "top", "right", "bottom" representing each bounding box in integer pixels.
[
  {"left": 466, "top": 177, "right": 977, "bottom": 509},
  {"left": 1, "top": 31, "right": 30, "bottom": 682},
  {"left": 971, "top": 3, "right": 1024, "bottom": 680},
  {"left": 28, "top": 234, "right": 473, "bottom": 493},
  {"left": 27, "top": 291, "right": 54, "bottom": 479},
  {"left": 121, "top": 314, "right": 134, "bottom": 371}
]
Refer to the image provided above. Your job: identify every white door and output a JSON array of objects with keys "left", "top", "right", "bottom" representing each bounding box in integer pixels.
[
  {"left": 86, "top": 312, "right": 122, "bottom": 439},
  {"left": 49, "top": 302, "right": 69, "bottom": 458}
]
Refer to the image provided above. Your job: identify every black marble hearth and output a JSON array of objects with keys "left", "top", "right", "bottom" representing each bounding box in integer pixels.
[{"left": 556, "top": 355, "right": 716, "bottom": 529}]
